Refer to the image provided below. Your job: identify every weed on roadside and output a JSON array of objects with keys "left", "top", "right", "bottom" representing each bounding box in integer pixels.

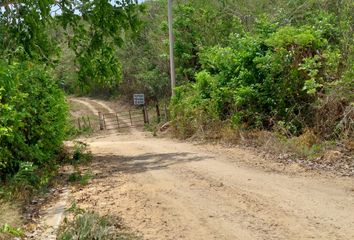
[
  {"left": 0, "top": 201, "right": 23, "bottom": 240},
  {"left": 0, "top": 223, "right": 24, "bottom": 238},
  {"left": 66, "top": 142, "right": 93, "bottom": 186},
  {"left": 67, "top": 125, "right": 94, "bottom": 139},
  {"left": 71, "top": 142, "right": 93, "bottom": 166},
  {"left": 0, "top": 159, "right": 60, "bottom": 202},
  {"left": 68, "top": 171, "right": 92, "bottom": 185},
  {"left": 58, "top": 203, "right": 140, "bottom": 240}
]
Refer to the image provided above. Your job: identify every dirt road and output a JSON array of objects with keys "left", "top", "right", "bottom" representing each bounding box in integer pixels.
[{"left": 70, "top": 99, "right": 354, "bottom": 240}]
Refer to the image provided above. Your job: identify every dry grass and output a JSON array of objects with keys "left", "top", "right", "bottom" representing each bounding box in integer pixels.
[
  {"left": 178, "top": 123, "right": 334, "bottom": 159},
  {"left": 314, "top": 91, "right": 354, "bottom": 139},
  {"left": 169, "top": 117, "right": 353, "bottom": 175},
  {"left": 231, "top": 129, "right": 325, "bottom": 158},
  {"left": 58, "top": 205, "right": 139, "bottom": 240},
  {"left": 0, "top": 201, "right": 23, "bottom": 240}
]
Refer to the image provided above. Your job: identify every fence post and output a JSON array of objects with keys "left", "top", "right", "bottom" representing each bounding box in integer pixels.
[
  {"left": 77, "top": 118, "right": 81, "bottom": 129},
  {"left": 156, "top": 102, "right": 161, "bottom": 123},
  {"left": 82, "top": 116, "right": 87, "bottom": 127},
  {"left": 103, "top": 114, "right": 107, "bottom": 130},
  {"left": 145, "top": 106, "right": 149, "bottom": 124},
  {"left": 142, "top": 106, "right": 147, "bottom": 124},
  {"left": 116, "top": 113, "right": 120, "bottom": 129},
  {"left": 87, "top": 116, "right": 91, "bottom": 128},
  {"left": 98, "top": 112, "right": 104, "bottom": 130},
  {"left": 129, "top": 110, "right": 133, "bottom": 126}
]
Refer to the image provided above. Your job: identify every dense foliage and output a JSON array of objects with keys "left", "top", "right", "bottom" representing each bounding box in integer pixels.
[
  {"left": 172, "top": 24, "right": 344, "bottom": 135},
  {"left": 0, "top": 61, "right": 68, "bottom": 179},
  {"left": 119, "top": 0, "right": 353, "bottom": 140},
  {"left": 1, "top": 0, "right": 353, "bottom": 183},
  {"left": 0, "top": 1, "right": 142, "bottom": 183},
  {"left": 118, "top": 0, "right": 241, "bottom": 100}
]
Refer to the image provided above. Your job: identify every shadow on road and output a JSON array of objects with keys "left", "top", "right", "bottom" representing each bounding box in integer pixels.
[{"left": 91, "top": 152, "right": 208, "bottom": 179}]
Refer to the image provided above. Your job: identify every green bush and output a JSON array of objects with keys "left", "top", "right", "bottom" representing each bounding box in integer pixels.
[
  {"left": 0, "top": 61, "right": 68, "bottom": 181},
  {"left": 71, "top": 142, "right": 92, "bottom": 166},
  {"left": 171, "top": 22, "right": 348, "bottom": 138},
  {"left": 68, "top": 171, "right": 92, "bottom": 185}
]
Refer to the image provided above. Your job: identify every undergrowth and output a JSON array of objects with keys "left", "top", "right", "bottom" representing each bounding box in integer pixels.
[
  {"left": 58, "top": 203, "right": 139, "bottom": 240},
  {"left": 68, "top": 171, "right": 92, "bottom": 185},
  {"left": 169, "top": 10, "right": 353, "bottom": 164},
  {"left": 0, "top": 141, "right": 92, "bottom": 201},
  {"left": 0, "top": 159, "right": 60, "bottom": 202},
  {"left": 67, "top": 141, "right": 93, "bottom": 186},
  {"left": 0, "top": 201, "right": 23, "bottom": 240},
  {"left": 173, "top": 120, "right": 351, "bottom": 163},
  {"left": 0, "top": 141, "right": 93, "bottom": 238},
  {"left": 67, "top": 125, "right": 94, "bottom": 139}
]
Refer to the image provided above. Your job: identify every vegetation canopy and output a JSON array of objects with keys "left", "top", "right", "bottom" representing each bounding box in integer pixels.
[
  {"left": 0, "top": 0, "right": 142, "bottom": 184},
  {"left": 117, "top": 0, "right": 352, "bottom": 140},
  {"left": 0, "top": 0, "right": 353, "bottom": 196}
]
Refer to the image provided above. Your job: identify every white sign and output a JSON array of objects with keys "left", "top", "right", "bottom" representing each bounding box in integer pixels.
[{"left": 133, "top": 94, "right": 145, "bottom": 105}]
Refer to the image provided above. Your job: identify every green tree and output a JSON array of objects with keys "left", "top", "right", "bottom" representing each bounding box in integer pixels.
[
  {"left": 0, "top": 0, "right": 143, "bottom": 180},
  {"left": 0, "top": 0, "right": 143, "bottom": 92},
  {"left": 0, "top": 61, "right": 68, "bottom": 179}
]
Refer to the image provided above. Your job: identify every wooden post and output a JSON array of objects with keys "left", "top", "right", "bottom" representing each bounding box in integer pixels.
[
  {"left": 145, "top": 106, "right": 149, "bottom": 124},
  {"left": 142, "top": 106, "right": 147, "bottom": 124},
  {"left": 77, "top": 118, "right": 81, "bottom": 129},
  {"left": 129, "top": 110, "right": 133, "bottom": 126},
  {"left": 98, "top": 112, "right": 104, "bottom": 130},
  {"left": 116, "top": 113, "right": 120, "bottom": 129},
  {"left": 87, "top": 116, "right": 91, "bottom": 128},
  {"left": 164, "top": 103, "right": 168, "bottom": 121},
  {"left": 156, "top": 102, "right": 161, "bottom": 123},
  {"left": 103, "top": 114, "right": 107, "bottom": 130},
  {"left": 82, "top": 116, "right": 87, "bottom": 127}
]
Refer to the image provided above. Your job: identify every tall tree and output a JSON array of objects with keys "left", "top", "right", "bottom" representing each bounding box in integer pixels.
[{"left": 0, "top": 0, "right": 143, "bottom": 89}]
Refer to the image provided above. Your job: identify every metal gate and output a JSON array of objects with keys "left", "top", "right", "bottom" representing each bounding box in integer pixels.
[{"left": 99, "top": 109, "right": 147, "bottom": 131}]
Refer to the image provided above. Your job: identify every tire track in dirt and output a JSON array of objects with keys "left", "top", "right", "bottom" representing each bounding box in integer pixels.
[
  {"left": 115, "top": 140, "right": 350, "bottom": 240},
  {"left": 169, "top": 165, "right": 346, "bottom": 240},
  {"left": 72, "top": 98, "right": 140, "bottom": 133},
  {"left": 87, "top": 98, "right": 115, "bottom": 113},
  {"left": 141, "top": 139, "right": 354, "bottom": 239},
  {"left": 69, "top": 133, "right": 354, "bottom": 240},
  {"left": 69, "top": 98, "right": 98, "bottom": 115}
]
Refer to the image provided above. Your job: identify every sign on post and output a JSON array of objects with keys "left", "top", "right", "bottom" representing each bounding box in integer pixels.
[{"left": 133, "top": 94, "right": 145, "bottom": 105}]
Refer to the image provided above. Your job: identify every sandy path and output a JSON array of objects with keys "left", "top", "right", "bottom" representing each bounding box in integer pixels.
[
  {"left": 69, "top": 132, "right": 354, "bottom": 240},
  {"left": 72, "top": 97, "right": 140, "bottom": 133},
  {"left": 88, "top": 98, "right": 115, "bottom": 113},
  {"left": 69, "top": 98, "right": 98, "bottom": 115}
]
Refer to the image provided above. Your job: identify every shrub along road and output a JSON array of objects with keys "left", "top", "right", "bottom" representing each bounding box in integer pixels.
[{"left": 68, "top": 99, "right": 354, "bottom": 240}]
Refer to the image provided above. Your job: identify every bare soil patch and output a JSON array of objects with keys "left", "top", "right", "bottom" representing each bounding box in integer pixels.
[
  {"left": 68, "top": 132, "right": 354, "bottom": 240},
  {"left": 64, "top": 98, "right": 354, "bottom": 240}
]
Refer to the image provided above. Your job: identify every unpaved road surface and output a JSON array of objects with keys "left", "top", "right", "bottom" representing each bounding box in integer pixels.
[{"left": 70, "top": 98, "right": 354, "bottom": 240}]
